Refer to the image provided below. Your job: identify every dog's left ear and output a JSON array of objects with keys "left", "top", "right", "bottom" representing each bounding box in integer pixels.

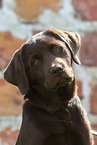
[
  {"left": 3, "top": 43, "right": 29, "bottom": 95},
  {"left": 51, "top": 29, "right": 81, "bottom": 65}
]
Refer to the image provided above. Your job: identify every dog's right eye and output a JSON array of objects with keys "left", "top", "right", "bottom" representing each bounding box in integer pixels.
[{"left": 32, "top": 59, "right": 40, "bottom": 65}]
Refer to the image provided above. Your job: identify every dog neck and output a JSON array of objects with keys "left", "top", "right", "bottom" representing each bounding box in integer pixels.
[{"left": 24, "top": 78, "right": 77, "bottom": 113}]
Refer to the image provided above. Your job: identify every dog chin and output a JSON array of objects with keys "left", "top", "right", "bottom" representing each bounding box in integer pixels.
[{"left": 45, "top": 80, "right": 71, "bottom": 92}]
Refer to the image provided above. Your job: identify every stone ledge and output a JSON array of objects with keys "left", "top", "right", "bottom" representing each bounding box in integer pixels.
[
  {"left": 88, "top": 113, "right": 97, "bottom": 125},
  {"left": 0, "top": 115, "right": 21, "bottom": 131}
]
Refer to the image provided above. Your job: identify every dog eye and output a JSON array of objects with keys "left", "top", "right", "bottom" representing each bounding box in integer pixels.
[
  {"left": 31, "top": 55, "right": 41, "bottom": 65},
  {"left": 32, "top": 59, "right": 40, "bottom": 65},
  {"left": 53, "top": 46, "right": 62, "bottom": 54}
]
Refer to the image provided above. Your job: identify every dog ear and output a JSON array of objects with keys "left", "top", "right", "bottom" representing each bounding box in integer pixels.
[
  {"left": 3, "top": 44, "right": 29, "bottom": 95},
  {"left": 50, "top": 29, "right": 81, "bottom": 65},
  {"left": 62, "top": 30, "right": 81, "bottom": 65}
]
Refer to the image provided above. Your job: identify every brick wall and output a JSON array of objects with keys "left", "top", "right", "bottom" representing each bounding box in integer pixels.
[{"left": 0, "top": 0, "right": 97, "bottom": 144}]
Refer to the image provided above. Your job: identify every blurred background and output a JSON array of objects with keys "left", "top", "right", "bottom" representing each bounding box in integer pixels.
[{"left": 0, "top": 0, "right": 97, "bottom": 144}]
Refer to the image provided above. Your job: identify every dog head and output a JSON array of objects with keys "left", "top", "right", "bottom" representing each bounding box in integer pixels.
[{"left": 4, "top": 29, "right": 81, "bottom": 95}]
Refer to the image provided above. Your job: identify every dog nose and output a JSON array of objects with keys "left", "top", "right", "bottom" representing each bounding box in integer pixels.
[{"left": 50, "top": 65, "right": 63, "bottom": 76}]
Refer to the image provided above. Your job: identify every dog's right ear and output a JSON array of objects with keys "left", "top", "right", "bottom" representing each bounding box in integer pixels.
[{"left": 3, "top": 43, "right": 29, "bottom": 95}]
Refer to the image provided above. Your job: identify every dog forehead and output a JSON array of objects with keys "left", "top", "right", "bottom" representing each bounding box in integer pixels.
[
  {"left": 22, "top": 34, "right": 72, "bottom": 58},
  {"left": 28, "top": 31, "right": 56, "bottom": 43},
  {"left": 28, "top": 29, "right": 63, "bottom": 44},
  {"left": 23, "top": 30, "right": 71, "bottom": 56},
  {"left": 27, "top": 34, "right": 66, "bottom": 50}
]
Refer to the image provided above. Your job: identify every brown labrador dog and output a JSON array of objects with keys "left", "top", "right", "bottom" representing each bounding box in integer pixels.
[{"left": 4, "top": 29, "right": 94, "bottom": 145}]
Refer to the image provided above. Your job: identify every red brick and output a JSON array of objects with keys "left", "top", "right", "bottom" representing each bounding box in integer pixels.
[
  {"left": 92, "top": 125, "right": 97, "bottom": 145},
  {"left": 14, "top": 0, "right": 62, "bottom": 22},
  {"left": 77, "top": 81, "right": 82, "bottom": 99},
  {"left": 0, "top": 0, "right": 2, "bottom": 8},
  {"left": 80, "top": 32, "right": 97, "bottom": 66},
  {"left": 0, "top": 79, "right": 6, "bottom": 86},
  {"left": 0, "top": 31, "right": 25, "bottom": 69},
  {"left": 72, "top": 0, "right": 97, "bottom": 21},
  {"left": 90, "top": 81, "right": 97, "bottom": 114},
  {"left": 0, "top": 80, "right": 23, "bottom": 116},
  {"left": 0, "top": 56, "right": 9, "bottom": 70},
  {"left": 0, "top": 128, "right": 19, "bottom": 145}
]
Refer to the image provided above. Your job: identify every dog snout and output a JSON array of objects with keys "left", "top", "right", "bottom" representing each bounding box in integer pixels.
[{"left": 49, "top": 65, "right": 63, "bottom": 76}]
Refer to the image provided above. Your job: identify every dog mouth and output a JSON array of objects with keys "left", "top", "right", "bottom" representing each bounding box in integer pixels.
[{"left": 45, "top": 78, "right": 73, "bottom": 91}]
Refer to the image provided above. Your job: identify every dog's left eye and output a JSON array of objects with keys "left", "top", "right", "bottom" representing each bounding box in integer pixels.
[{"left": 53, "top": 47, "right": 62, "bottom": 54}]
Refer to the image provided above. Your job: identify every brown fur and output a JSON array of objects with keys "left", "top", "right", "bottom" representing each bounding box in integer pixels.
[{"left": 4, "top": 29, "right": 94, "bottom": 145}]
